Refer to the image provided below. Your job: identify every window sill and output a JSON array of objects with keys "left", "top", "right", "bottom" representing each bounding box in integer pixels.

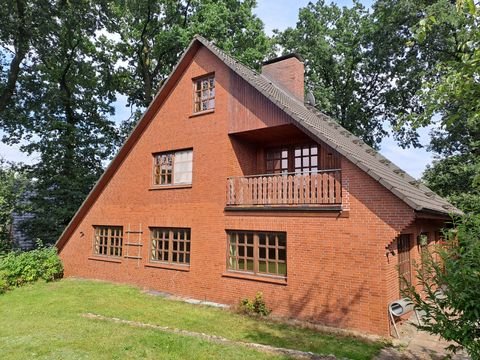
[
  {"left": 222, "top": 272, "right": 287, "bottom": 285},
  {"left": 88, "top": 256, "right": 122, "bottom": 263},
  {"left": 189, "top": 109, "right": 214, "bottom": 118},
  {"left": 145, "top": 262, "right": 190, "bottom": 272},
  {"left": 149, "top": 184, "right": 192, "bottom": 191}
]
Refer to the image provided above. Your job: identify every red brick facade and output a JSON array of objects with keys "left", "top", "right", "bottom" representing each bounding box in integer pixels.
[{"left": 58, "top": 45, "right": 446, "bottom": 336}]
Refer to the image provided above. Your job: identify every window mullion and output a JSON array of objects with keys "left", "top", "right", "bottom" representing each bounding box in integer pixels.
[
  {"left": 168, "top": 230, "right": 173, "bottom": 264},
  {"left": 253, "top": 233, "right": 259, "bottom": 275}
]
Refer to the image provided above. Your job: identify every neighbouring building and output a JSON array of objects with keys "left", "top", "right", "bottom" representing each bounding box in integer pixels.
[{"left": 56, "top": 36, "right": 459, "bottom": 336}]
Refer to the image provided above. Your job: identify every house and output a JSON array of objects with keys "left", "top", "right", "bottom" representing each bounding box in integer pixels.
[{"left": 56, "top": 36, "right": 459, "bottom": 337}]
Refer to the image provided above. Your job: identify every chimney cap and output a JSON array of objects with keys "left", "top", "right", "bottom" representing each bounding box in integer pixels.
[{"left": 262, "top": 53, "right": 304, "bottom": 66}]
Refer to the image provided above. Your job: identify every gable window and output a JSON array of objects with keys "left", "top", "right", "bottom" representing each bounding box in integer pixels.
[
  {"left": 150, "top": 227, "right": 191, "bottom": 265},
  {"left": 227, "top": 230, "right": 286, "bottom": 278},
  {"left": 193, "top": 75, "right": 215, "bottom": 113},
  {"left": 153, "top": 149, "right": 193, "bottom": 186},
  {"left": 93, "top": 226, "right": 123, "bottom": 257}
]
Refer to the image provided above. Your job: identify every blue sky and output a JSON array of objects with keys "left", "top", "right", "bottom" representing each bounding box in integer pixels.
[{"left": 0, "top": 0, "right": 434, "bottom": 178}]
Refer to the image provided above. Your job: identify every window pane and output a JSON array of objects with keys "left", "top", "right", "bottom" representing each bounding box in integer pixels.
[
  {"left": 259, "top": 247, "right": 266, "bottom": 259},
  {"left": 259, "top": 234, "right": 266, "bottom": 245}
]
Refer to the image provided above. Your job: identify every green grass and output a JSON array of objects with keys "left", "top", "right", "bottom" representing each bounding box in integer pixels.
[{"left": 0, "top": 279, "right": 385, "bottom": 359}]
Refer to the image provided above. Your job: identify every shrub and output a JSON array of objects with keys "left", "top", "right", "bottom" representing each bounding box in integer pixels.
[
  {"left": 238, "top": 292, "right": 271, "bottom": 316},
  {"left": 404, "top": 215, "right": 480, "bottom": 358},
  {"left": 0, "top": 243, "right": 63, "bottom": 293}
]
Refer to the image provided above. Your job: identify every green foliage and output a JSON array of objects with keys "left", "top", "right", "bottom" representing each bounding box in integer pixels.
[
  {"left": 0, "top": 160, "right": 27, "bottom": 253},
  {"left": 415, "top": 0, "right": 480, "bottom": 215},
  {"left": 239, "top": 292, "right": 271, "bottom": 316},
  {"left": 423, "top": 155, "right": 480, "bottom": 214},
  {"left": 404, "top": 215, "right": 480, "bottom": 357},
  {"left": 0, "top": 243, "right": 63, "bottom": 293},
  {"left": 1, "top": 1, "right": 119, "bottom": 243}
]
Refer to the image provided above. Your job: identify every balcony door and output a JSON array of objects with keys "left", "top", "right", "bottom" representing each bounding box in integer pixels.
[{"left": 265, "top": 143, "right": 339, "bottom": 175}]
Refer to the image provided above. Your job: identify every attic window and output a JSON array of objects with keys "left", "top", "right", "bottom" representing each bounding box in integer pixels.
[
  {"left": 193, "top": 75, "right": 215, "bottom": 113},
  {"left": 153, "top": 149, "right": 193, "bottom": 186}
]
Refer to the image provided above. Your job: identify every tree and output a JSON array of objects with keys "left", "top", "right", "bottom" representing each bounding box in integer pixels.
[
  {"left": 404, "top": 215, "right": 480, "bottom": 357},
  {"left": 109, "top": 0, "right": 271, "bottom": 134},
  {"left": 275, "top": 0, "right": 467, "bottom": 149},
  {"left": 0, "top": 1, "right": 119, "bottom": 244},
  {"left": 0, "top": 160, "right": 27, "bottom": 253},
  {"left": 423, "top": 155, "right": 480, "bottom": 214},
  {"left": 413, "top": 0, "right": 480, "bottom": 214}
]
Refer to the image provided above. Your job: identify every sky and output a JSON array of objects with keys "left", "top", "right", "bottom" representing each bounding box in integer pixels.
[{"left": 0, "top": 0, "right": 434, "bottom": 178}]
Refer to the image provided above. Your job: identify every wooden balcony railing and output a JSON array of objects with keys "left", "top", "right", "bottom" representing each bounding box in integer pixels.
[{"left": 226, "top": 170, "right": 342, "bottom": 207}]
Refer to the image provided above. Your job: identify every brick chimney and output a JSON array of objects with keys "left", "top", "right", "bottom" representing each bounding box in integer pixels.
[{"left": 261, "top": 54, "right": 305, "bottom": 102}]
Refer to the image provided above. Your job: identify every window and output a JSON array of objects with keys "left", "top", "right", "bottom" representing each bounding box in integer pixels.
[
  {"left": 93, "top": 226, "right": 123, "bottom": 257},
  {"left": 397, "top": 234, "right": 412, "bottom": 293},
  {"left": 193, "top": 75, "right": 215, "bottom": 113},
  {"left": 265, "top": 143, "right": 340, "bottom": 175},
  {"left": 294, "top": 144, "right": 318, "bottom": 174},
  {"left": 227, "top": 231, "right": 286, "bottom": 278},
  {"left": 150, "top": 228, "right": 191, "bottom": 265},
  {"left": 153, "top": 149, "right": 193, "bottom": 186}
]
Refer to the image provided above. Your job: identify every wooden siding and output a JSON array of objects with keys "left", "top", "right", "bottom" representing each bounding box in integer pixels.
[{"left": 228, "top": 72, "right": 292, "bottom": 133}]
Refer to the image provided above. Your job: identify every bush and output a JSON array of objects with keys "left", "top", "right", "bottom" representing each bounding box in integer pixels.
[
  {"left": 0, "top": 243, "right": 63, "bottom": 293},
  {"left": 404, "top": 215, "right": 480, "bottom": 358},
  {"left": 238, "top": 292, "right": 271, "bottom": 316}
]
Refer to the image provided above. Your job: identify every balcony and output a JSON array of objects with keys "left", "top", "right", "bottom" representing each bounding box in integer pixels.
[{"left": 226, "top": 170, "right": 342, "bottom": 210}]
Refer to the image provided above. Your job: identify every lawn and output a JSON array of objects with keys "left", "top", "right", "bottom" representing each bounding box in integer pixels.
[{"left": 0, "top": 279, "right": 385, "bottom": 359}]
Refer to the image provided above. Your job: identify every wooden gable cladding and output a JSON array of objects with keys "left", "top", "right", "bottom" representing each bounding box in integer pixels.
[
  {"left": 317, "top": 142, "right": 341, "bottom": 170},
  {"left": 228, "top": 71, "right": 291, "bottom": 134}
]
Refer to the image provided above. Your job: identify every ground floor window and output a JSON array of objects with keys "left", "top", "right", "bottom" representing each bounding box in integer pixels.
[
  {"left": 150, "top": 228, "right": 191, "bottom": 265},
  {"left": 227, "top": 231, "right": 286, "bottom": 278},
  {"left": 93, "top": 226, "right": 123, "bottom": 257}
]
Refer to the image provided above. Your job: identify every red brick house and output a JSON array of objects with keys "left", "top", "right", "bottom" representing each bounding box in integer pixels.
[{"left": 56, "top": 36, "right": 459, "bottom": 336}]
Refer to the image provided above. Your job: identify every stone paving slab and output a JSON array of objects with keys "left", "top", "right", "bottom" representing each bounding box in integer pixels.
[{"left": 375, "top": 320, "right": 470, "bottom": 360}]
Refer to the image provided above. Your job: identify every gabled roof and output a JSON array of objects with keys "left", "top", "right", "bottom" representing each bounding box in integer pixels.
[{"left": 56, "top": 36, "right": 459, "bottom": 250}]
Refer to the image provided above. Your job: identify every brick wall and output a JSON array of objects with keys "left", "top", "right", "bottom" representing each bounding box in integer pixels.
[{"left": 59, "top": 46, "right": 444, "bottom": 337}]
